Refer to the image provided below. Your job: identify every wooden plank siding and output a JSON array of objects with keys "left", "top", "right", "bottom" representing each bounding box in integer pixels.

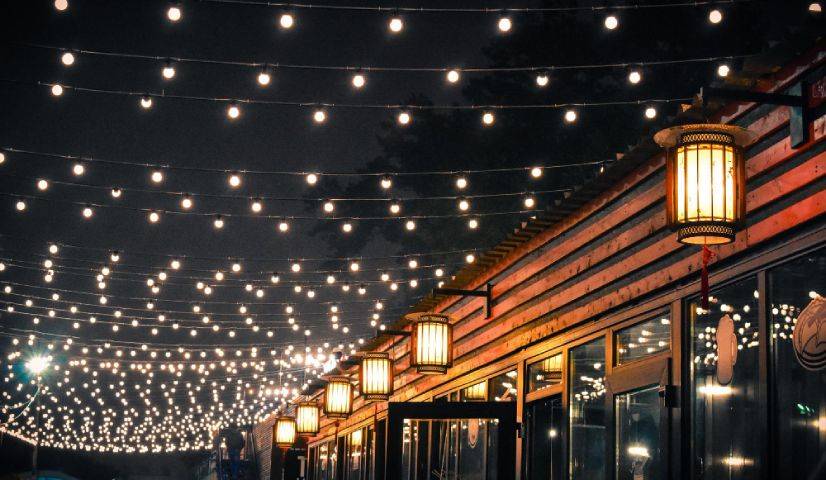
[{"left": 301, "top": 48, "right": 826, "bottom": 447}]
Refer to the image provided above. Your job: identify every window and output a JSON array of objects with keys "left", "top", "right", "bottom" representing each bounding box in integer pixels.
[
  {"left": 346, "top": 429, "right": 364, "bottom": 480},
  {"left": 528, "top": 354, "right": 562, "bottom": 393},
  {"left": 569, "top": 338, "right": 606, "bottom": 480},
  {"left": 615, "top": 315, "right": 671, "bottom": 365},
  {"left": 615, "top": 386, "right": 662, "bottom": 480},
  {"left": 768, "top": 249, "right": 826, "bottom": 479},
  {"left": 525, "top": 395, "right": 564, "bottom": 480},
  {"left": 690, "top": 277, "right": 760, "bottom": 479},
  {"left": 487, "top": 369, "right": 518, "bottom": 402}
]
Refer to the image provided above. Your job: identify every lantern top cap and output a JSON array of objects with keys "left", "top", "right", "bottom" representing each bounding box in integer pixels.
[
  {"left": 297, "top": 400, "right": 319, "bottom": 407},
  {"left": 654, "top": 123, "right": 757, "bottom": 148},
  {"left": 325, "top": 375, "right": 352, "bottom": 383},
  {"left": 362, "top": 351, "right": 390, "bottom": 359},
  {"left": 405, "top": 311, "right": 451, "bottom": 323}
]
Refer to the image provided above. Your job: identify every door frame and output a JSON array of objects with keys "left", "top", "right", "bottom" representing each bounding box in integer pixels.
[{"left": 385, "top": 401, "right": 518, "bottom": 480}]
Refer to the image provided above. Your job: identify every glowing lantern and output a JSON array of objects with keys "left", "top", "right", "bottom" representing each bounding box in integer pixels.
[
  {"left": 463, "top": 381, "right": 487, "bottom": 401},
  {"left": 359, "top": 352, "right": 393, "bottom": 401},
  {"left": 295, "top": 401, "right": 320, "bottom": 436},
  {"left": 324, "top": 376, "right": 353, "bottom": 419},
  {"left": 407, "top": 313, "right": 453, "bottom": 374},
  {"left": 273, "top": 415, "right": 297, "bottom": 448},
  {"left": 654, "top": 124, "right": 754, "bottom": 245}
]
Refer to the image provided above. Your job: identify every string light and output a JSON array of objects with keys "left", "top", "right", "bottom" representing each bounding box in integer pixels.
[
  {"left": 37, "top": 179, "right": 49, "bottom": 191},
  {"left": 151, "top": 170, "right": 164, "bottom": 183},
  {"left": 140, "top": 95, "right": 153, "bottom": 109},
  {"left": 628, "top": 69, "right": 642, "bottom": 84},
  {"left": 524, "top": 195, "right": 536, "bottom": 208},
  {"left": 257, "top": 68, "right": 272, "bottom": 86},
  {"left": 405, "top": 220, "right": 416, "bottom": 231},
  {"left": 148, "top": 211, "right": 160, "bottom": 223},
  {"left": 278, "top": 220, "right": 289, "bottom": 232},
  {"left": 251, "top": 199, "right": 263, "bottom": 213},
  {"left": 312, "top": 110, "right": 327, "bottom": 123},
  {"left": 228, "top": 173, "right": 242, "bottom": 188},
  {"left": 342, "top": 222, "right": 353, "bottom": 233},
  {"left": 213, "top": 215, "right": 225, "bottom": 229},
  {"left": 397, "top": 111, "right": 411, "bottom": 125},
  {"left": 388, "top": 17, "right": 403, "bottom": 33},
  {"left": 482, "top": 112, "right": 495, "bottom": 126},
  {"left": 458, "top": 198, "right": 470, "bottom": 211},
  {"left": 455, "top": 177, "right": 468, "bottom": 189},
  {"left": 227, "top": 104, "right": 241, "bottom": 119},
  {"left": 279, "top": 13, "right": 294, "bottom": 29},
  {"left": 161, "top": 61, "right": 176, "bottom": 80},
  {"left": 536, "top": 74, "right": 549, "bottom": 87},
  {"left": 810, "top": 3, "right": 822, "bottom": 13},
  {"left": 54, "top": 0, "right": 68, "bottom": 11},
  {"left": 380, "top": 176, "right": 393, "bottom": 189},
  {"left": 644, "top": 106, "right": 657, "bottom": 119},
  {"left": 709, "top": 9, "right": 723, "bottom": 24},
  {"left": 446, "top": 70, "right": 460, "bottom": 83},
  {"left": 564, "top": 110, "right": 578, "bottom": 123},
  {"left": 604, "top": 15, "right": 619, "bottom": 30},
  {"left": 351, "top": 73, "right": 366, "bottom": 89},
  {"left": 61, "top": 51, "right": 75, "bottom": 66},
  {"left": 305, "top": 173, "right": 318, "bottom": 185},
  {"left": 717, "top": 64, "right": 730, "bottom": 77},
  {"left": 111, "top": 188, "right": 122, "bottom": 198},
  {"left": 15, "top": 200, "right": 26, "bottom": 211},
  {"left": 497, "top": 17, "right": 512, "bottom": 32},
  {"left": 82, "top": 206, "right": 94, "bottom": 218},
  {"left": 51, "top": 84, "right": 64, "bottom": 96},
  {"left": 468, "top": 218, "right": 478, "bottom": 229},
  {"left": 323, "top": 201, "right": 335, "bottom": 213},
  {"left": 72, "top": 163, "right": 85, "bottom": 176},
  {"left": 167, "top": 5, "right": 182, "bottom": 22},
  {"left": 389, "top": 201, "right": 401, "bottom": 214}
]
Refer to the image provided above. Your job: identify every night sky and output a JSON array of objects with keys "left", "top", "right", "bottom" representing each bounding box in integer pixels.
[{"left": 0, "top": 0, "right": 819, "bottom": 477}]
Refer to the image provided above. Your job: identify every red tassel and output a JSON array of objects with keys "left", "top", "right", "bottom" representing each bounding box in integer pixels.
[{"left": 701, "top": 246, "right": 716, "bottom": 310}]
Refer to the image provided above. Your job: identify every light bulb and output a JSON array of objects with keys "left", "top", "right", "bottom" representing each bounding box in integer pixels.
[
  {"left": 151, "top": 170, "right": 164, "bottom": 183},
  {"left": 54, "top": 0, "right": 68, "bottom": 11},
  {"left": 389, "top": 202, "right": 401, "bottom": 214},
  {"left": 111, "top": 187, "right": 122, "bottom": 198},
  {"left": 251, "top": 200, "right": 263, "bottom": 213},
  {"left": 257, "top": 70, "right": 271, "bottom": 86},
  {"left": 278, "top": 221, "right": 289, "bottom": 232},
  {"left": 82, "top": 206, "right": 93, "bottom": 218},
  {"left": 162, "top": 63, "right": 176, "bottom": 79},
  {"left": 291, "top": 263, "right": 301, "bottom": 273},
  {"left": 498, "top": 17, "right": 512, "bottom": 32},
  {"left": 604, "top": 15, "right": 618, "bottom": 30},
  {"left": 468, "top": 218, "right": 479, "bottom": 229},
  {"left": 350, "top": 261, "right": 360, "bottom": 272},
  {"left": 389, "top": 17, "right": 403, "bottom": 33},
  {"left": 313, "top": 110, "right": 327, "bottom": 123},
  {"left": 482, "top": 112, "right": 495, "bottom": 125},
  {"left": 180, "top": 196, "right": 193, "bottom": 209},
  {"left": 51, "top": 84, "right": 64, "bottom": 96},
  {"left": 717, "top": 64, "right": 730, "bottom": 77},
  {"left": 232, "top": 262, "right": 241, "bottom": 272},
  {"left": 140, "top": 96, "right": 153, "bottom": 109},
  {"left": 342, "top": 222, "right": 353, "bottom": 233},
  {"left": 352, "top": 74, "right": 366, "bottom": 89},
  {"left": 306, "top": 173, "right": 318, "bottom": 185},
  {"left": 227, "top": 104, "right": 241, "bottom": 119},
  {"left": 405, "top": 220, "right": 416, "bottom": 231},
  {"left": 37, "top": 179, "right": 49, "bottom": 190},
  {"left": 644, "top": 107, "right": 657, "bottom": 119},
  {"left": 213, "top": 216, "right": 224, "bottom": 229},
  {"left": 279, "top": 13, "right": 294, "bottom": 29},
  {"left": 408, "top": 259, "right": 418, "bottom": 269},
  {"left": 380, "top": 176, "right": 393, "bottom": 189},
  {"left": 536, "top": 74, "right": 549, "bottom": 87},
  {"left": 397, "top": 112, "right": 411, "bottom": 125},
  {"left": 458, "top": 199, "right": 470, "bottom": 211},
  {"left": 228, "top": 174, "right": 241, "bottom": 188},
  {"left": 446, "top": 70, "right": 460, "bottom": 83},
  {"left": 148, "top": 211, "right": 160, "bottom": 223},
  {"left": 323, "top": 201, "right": 334, "bottom": 213},
  {"left": 167, "top": 5, "right": 182, "bottom": 22},
  {"left": 628, "top": 70, "right": 642, "bottom": 84},
  {"left": 709, "top": 9, "right": 723, "bottom": 24},
  {"left": 524, "top": 196, "right": 536, "bottom": 208},
  {"left": 564, "top": 110, "right": 577, "bottom": 123},
  {"left": 456, "top": 177, "right": 468, "bottom": 189},
  {"left": 465, "top": 254, "right": 475, "bottom": 263},
  {"left": 530, "top": 167, "right": 543, "bottom": 178},
  {"left": 15, "top": 200, "right": 26, "bottom": 211},
  {"left": 61, "top": 51, "right": 75, "bottom": 66},
  {"left": 809, "top": 3, "right": 822, "bottom": 13}
]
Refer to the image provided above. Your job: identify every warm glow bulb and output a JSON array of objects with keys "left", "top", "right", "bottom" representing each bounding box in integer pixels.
[
  {"left": 51, "top": 84, "right": 64, "bottom": 96},
  {"left": 524, "top": 196, "right": 536, "bottom": 208},
  {"left": 604, "top": 15, "right": 618, "bottom": 30},
  {"left": 405, "top": 220, "right": 416, "bottom": 231},
  {"left": 530, "top": 167, "right": 542, "bottom": 178},
  {"left": 227, "top": 104, "right": 241, "bottom": 119},
  {"left": 82, "top": 206, "right": 93, "bottom": 218},
  {"left": 16, "top": 200, "right": 26, "bottom": 211},
  {"left": 213, "top": 216, "right": 224, "bottom": 229},
  {"left": 644, "top": 107, "right": 657, "bottom": 119},
  {"left": 536, "top": 74, "right": 549, "bottom": 87},
  {"left": 251, "top": 200, "right": 263, "bottom": 213},
  {"left": 482, "top": 112, "right": 495, "bottom": 125},
  {"left": 458, "top": 199, "right": 470, "bottom": 211},
  {"left": 61, "top": 51, "right": 75, "bottom": 66},
  {"left": 709, "top": 9, "right": 723, "bottom": 24},
  {"left": 151, "top": 170, "right": 164, "bottom": 183},
  {"left": 498, "top": 17, "right": 512, "bottom": 32},
  {"left": 111, "top": 187, "right": 122, "bottom": 198},
  {"left": 54, "top": 0, "right": 68, "bottom": 11},
  {"left": 167, "top": 6, "right": 182, "bottom": 22},
  {"left": 628, "top": 70, "right": 642, "bottom": 84},
  {"left": 389, "top": 17, "right": 403, "bottom": 32},
  {"left": 279, "top": 13, "right": 294, "bottom": 29},
  {"left": 397, "top": 111, "right": 411, "bottom": 125},
  {"left": 564, "top": 110, "right": 577, "bottom": 123},
  {"left": 323, "top": 201, "right": 334, "bottom": 213},
  {"left": 446, "top": 70, "right": 460, "bottom": 83},
  {"left": 456, "top": 177, "right": 468, "bottom": 189},
  {"left": 72, "top": 163, "right": 85, "bottom": 176},
  {"left": 228, "top": 174, "right": 241, "bottom": 188},
  {"left": 140, "top": 96, "right": 153, "bottom": 109},
  {"left": 291, "top": 263, "right": 301, "bottom": 273},
  {"left": 278, "top": 221, "right": 289, "bottom": 232},
  {"left": 468, "top": 218, "right": 479, "bottom": 229},
  {"left": 257, "top": 70, "right": 271, "bottom": 86},
  {"left": 162, "top": 64, "right": 176, "bottom": 79},
  {"left": 306, "top": 173, "right": 318, "bottom": 185},
  {"left": 37, "top": 179, "right": 49, "bottom": 191},
  {"left": 313, "top": 110, "right": 327, "bottom": 123},
  {"left": 380, "top": 176, "right": 393, "bottom": 189},
  {"left": 717, "top": 64, "right": 730, "bottom": 77},
  {"left": 352, "top": 74, "right": 366, "bottom": 88},
  {"left": 148, "top": 211, "right": 160, "bottom": 223},
  {"left": 342, "top": 222, "right": 353, "bottom": 233},
  {"left": 389, "top": 202, "right": 401, "bottom": 214}
]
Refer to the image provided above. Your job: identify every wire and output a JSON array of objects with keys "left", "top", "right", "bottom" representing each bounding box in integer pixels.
[
  {"left": 198, "top": 0, "right": 753, "bottom": 14},
  {"left": 21, "top": 42, "right": 754, "bottom": 74},
  {"left": 1, "top": 146, "right": 604, "bottom": 177},
  {"left": 0, "top": 385, "right": 40, "bottom": 427},
  {"left": 0, "top": 79, "right": 694, "bottom": 111}
]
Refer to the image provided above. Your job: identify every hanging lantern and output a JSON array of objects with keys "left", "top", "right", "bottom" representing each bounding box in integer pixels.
[
  {"left": 324, "top": 376, "right": 353, "bottom": 419},
  {"left": 295, "top": 401, "right": 320, "bottom": 436},
  {"left": 407, "top": 312, "right": 453, "bottom": 374},
  {"left": 273, "top": 415, "right": 297, "bottom": 448},
  {"left": 463, "top": 381, "right": 487, "bottom": 401},
  {"left": 654, "top": 123, "right": 754, "bottom": 245},
  {"left": 359, "top": 352, "right": 393, "bottom": 401}
]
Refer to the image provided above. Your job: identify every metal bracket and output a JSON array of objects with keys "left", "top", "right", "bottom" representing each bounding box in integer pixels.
[
  {"left": 433, "top": 283, "right": 494, "bottom": 318},
  {"left": 700, "top": 82, "right": 811, "bottom": 147}
]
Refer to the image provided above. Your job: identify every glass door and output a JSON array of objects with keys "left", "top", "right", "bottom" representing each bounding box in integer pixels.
[
  {"left": 524, "top": 394, "right": 564, "bottom": 479},
  {"left": 386, "top": 401, "right": 517, "bottom": 480}
]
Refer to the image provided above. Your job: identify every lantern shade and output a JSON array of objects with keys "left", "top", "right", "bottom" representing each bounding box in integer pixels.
[
  {"left": 273, "top": 415, "right": 297, "bottom": 448},
  {"left": 295, "top": 401, "right": 320, "bottom": 436},
  {"left": 407, "top": 312, "right": 453, "bottom": 374},
  {"left": 324, "top": 376, "right": 353, "bottom": 419},
  {"left": 655, "top": 124, "right": 754, "bottom": 245},
  {"left": 360, "top": 352, "right": 393, "bottom": 401},
  {"left": 463, "top": 381, "right": 487, "bottom": 401}
]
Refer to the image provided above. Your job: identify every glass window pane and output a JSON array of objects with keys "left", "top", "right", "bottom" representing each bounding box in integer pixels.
[
  {"left": 769, "top": 250, "right": 826, "bottom": 479},
  {"left": 488, "top": 370, "right": 518, "bottom": 402},
  {"left": 528, "top": 354, "right": 563, "bottom": 393},
  {"left": 690, "top": 277, "right": 760, "bottom": 479},
  {"left": 458, "top": 419, "right": 488, "bottom": 480},
  {"left": 615, "top": 315, "right": 671, "bottom": 365},
  {"left": 525, "top": 395, "right": 564, "bottom": 480},
  {"left": 615, "top": 386, "right": 663, "bottom": 480},
  {"left": 347, "top": 429, "right": 363, "bottom": 480},
  {"left": 569, "top": 338, "right": 606, "bottom": 480}
]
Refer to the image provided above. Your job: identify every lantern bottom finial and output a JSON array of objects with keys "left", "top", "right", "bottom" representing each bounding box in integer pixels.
[{"left": 677, "top": 224, "right": 735, "bottom": 245}]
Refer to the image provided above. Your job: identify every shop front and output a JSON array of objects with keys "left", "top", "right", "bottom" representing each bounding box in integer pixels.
[{"left": 278, "top": 41, "right": 826, "bottom": 480}]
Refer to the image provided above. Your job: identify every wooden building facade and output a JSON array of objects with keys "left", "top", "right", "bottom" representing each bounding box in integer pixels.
[{"left": 260, "top": 41, "right": 826, "bottom": 480}]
